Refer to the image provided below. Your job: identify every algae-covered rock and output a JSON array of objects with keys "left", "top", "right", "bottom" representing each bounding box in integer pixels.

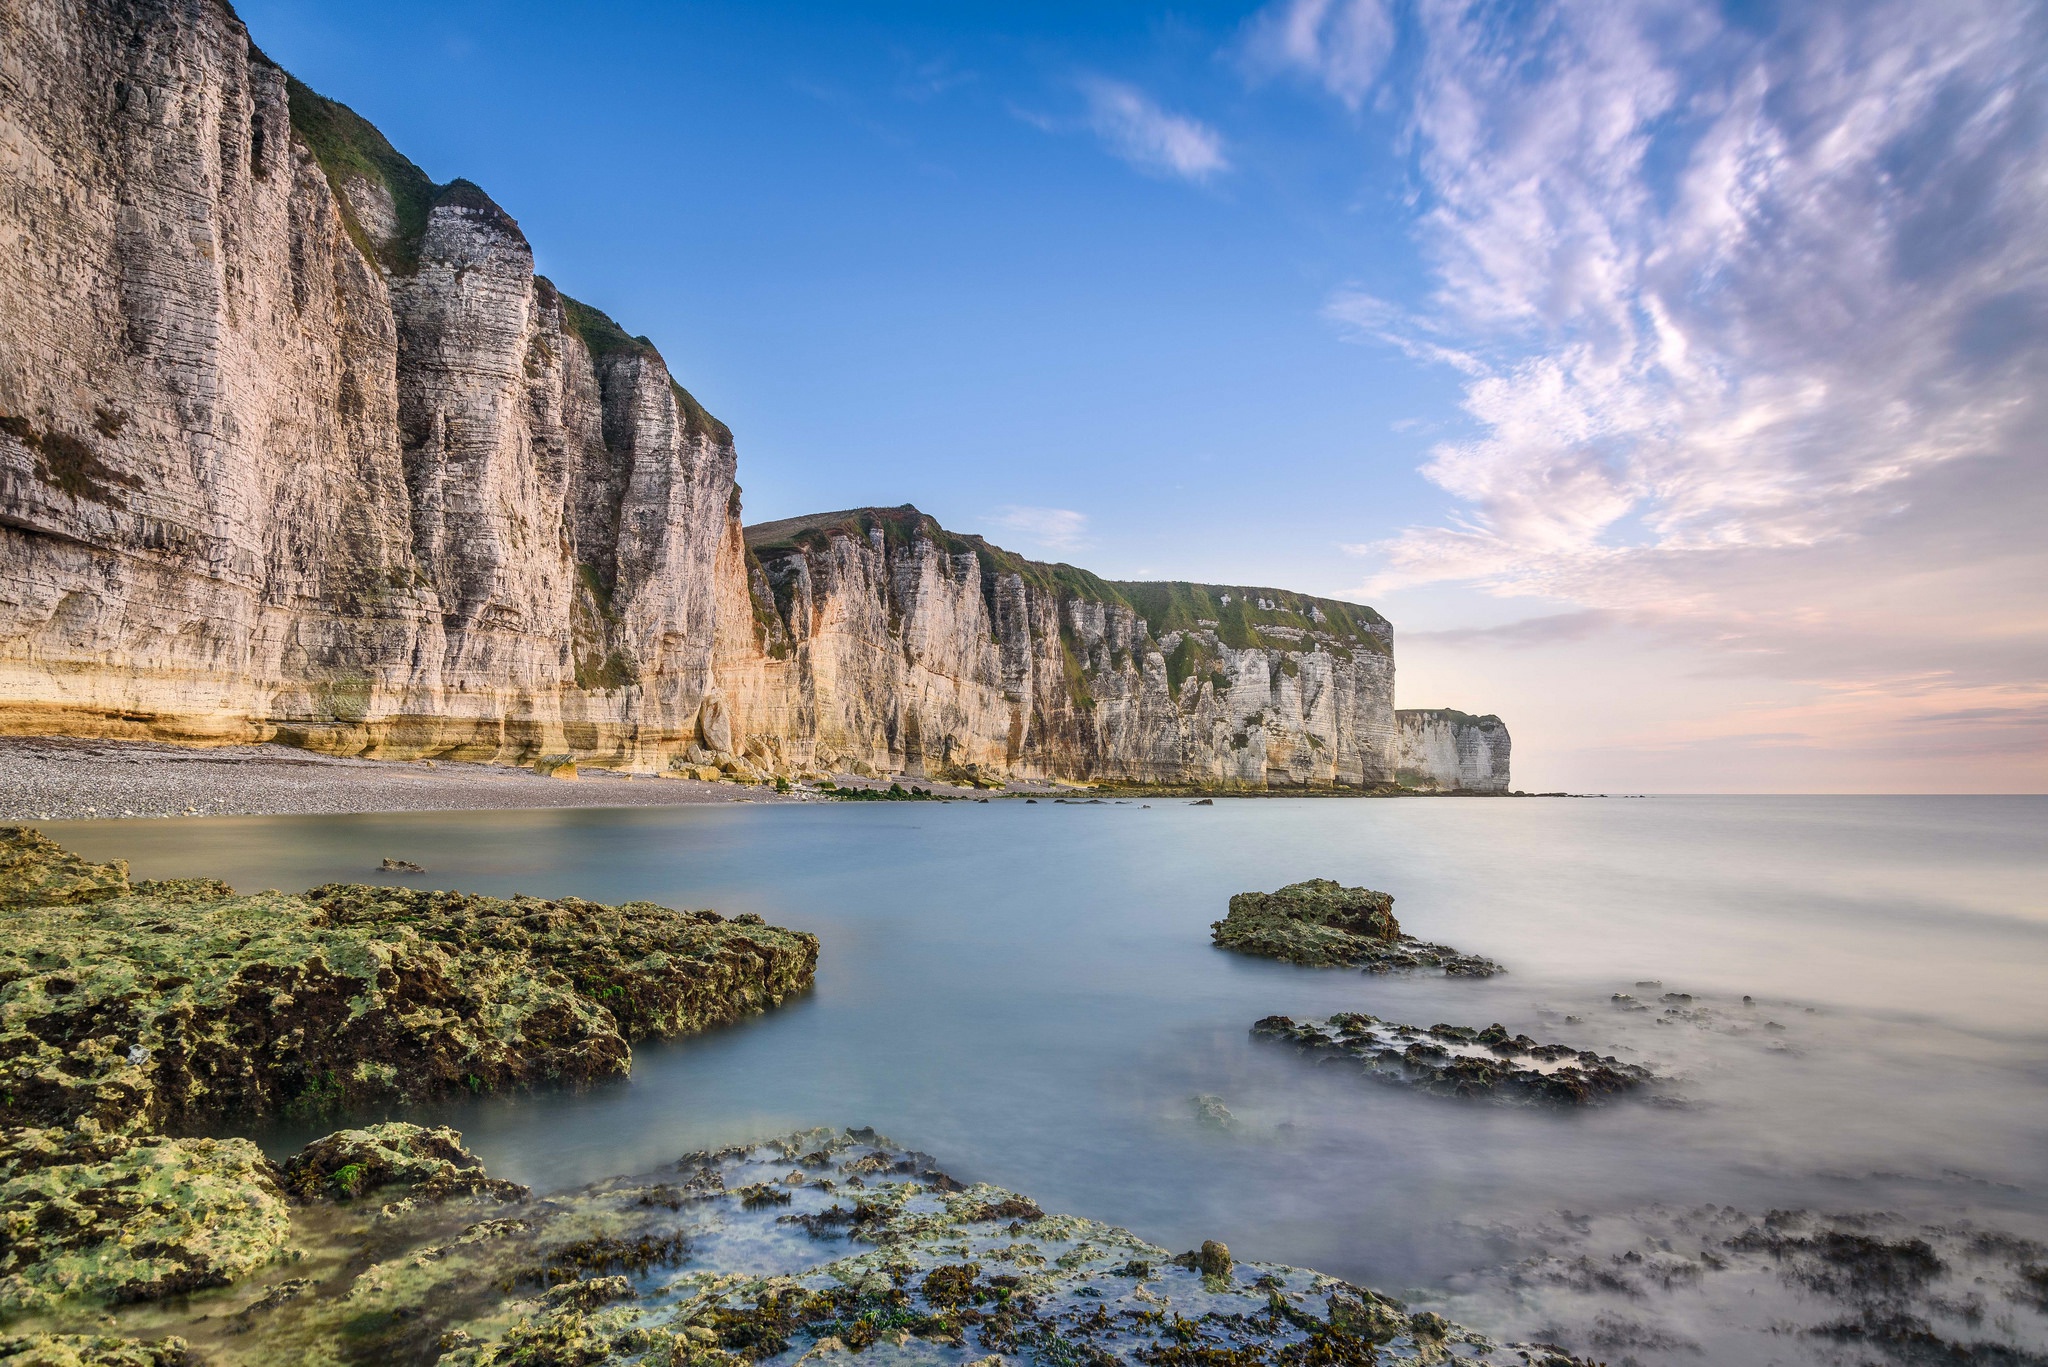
[
  {"left": 277, "top": 1123, "right": 527, "bottom": 1205},
  {"left": 0, "top": 829, "right": 128, "bottom": 910},
  {"left": 1213, "top": 878, "right": 1501, "bottom": 976},
  {"left": 1252, "top": 1012, "right": 1653, "bottom": 1105},
  {"left": 3, "top": 1127, "right": 1596, "bottom": 1366},
  {"left": 0, "top": 1334, "right": 191, "bottom": 1367},
  {"left": 0, "top": 1127, "right": 291, "bottom": 1315},
  {"left": 0, "top": 832, "right": 819, "bottom": 1133}
]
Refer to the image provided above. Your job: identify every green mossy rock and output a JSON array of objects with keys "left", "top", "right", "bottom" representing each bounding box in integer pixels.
[
  {"left": 1212, "top": 879, "right": 1401, "bottom": 965},
  {"left": 0, "top": 1126, "right": 291, "bottom": 1315},
  {"left": 278, "top": 1123, "right": 526, "bottom": 1205},
  {"left": 0, "top": 829, "right": 129, "bottom": 910},
  {"left": 0, "top": 832, "right": 819, "bottom": 1133},
  {"left": 0, "top": 1334, "right": 191, "bottom": 1367}
]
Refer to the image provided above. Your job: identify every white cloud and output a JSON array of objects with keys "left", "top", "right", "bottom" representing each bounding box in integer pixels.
[
  {"left": 1079, "top": 78, "right": 1230, "bottom": 182},
  {"left": 1242, "top": 0, "right": 1396, "bottom": 108},
  {"left": 986, "top": 505, "right": 1091, "bottom": 555},
  {"left": 1253, "top": 0, "right": 2048, "bottom": 784}
]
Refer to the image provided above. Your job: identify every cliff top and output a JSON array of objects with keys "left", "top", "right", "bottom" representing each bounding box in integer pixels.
[
  {"left": 745, "top": 505, "right": 1390, "bottom": 654},
  {"left": 1397, "top": 708, "right": 1506, "bottom": 728}
]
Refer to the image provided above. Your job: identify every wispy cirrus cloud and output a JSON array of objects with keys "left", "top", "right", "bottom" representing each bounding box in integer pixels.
[
  {"left": 986, "top": 505, "right": 1091, "bottom": 555},
  {"left": 1257, "top": 0, "right": 2048, "bottom": 783},
  {"left": 1078, "top": 77, "right": 1229, "bottom": 182},
  {"left": 1241, "top": 0, "right": 1395, "bottom": 108}
]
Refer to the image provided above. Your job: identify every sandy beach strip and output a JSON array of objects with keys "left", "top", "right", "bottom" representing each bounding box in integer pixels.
[{"left": 0, "top": 736, "right": 1017, "bottom": 821}]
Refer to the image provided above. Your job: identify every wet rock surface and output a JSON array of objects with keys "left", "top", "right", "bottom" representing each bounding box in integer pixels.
[
  {"left": 1213, "top": 879, "right": 1501, "bottom": 976},
  {"left": 0, "top": 830, "right": 818, "bottom": 1133},
  {"left": 1420, "top": 1203, "right": 2048, "bottom": 1366},
  {"left": 1, "top": 1126, "right": 1597, "bottom": 1366},
  {"left": 1252, "top": 1013, "right": 1654, "bottom": 1105},
  {"left": 0, "top": 1126, "right": 292, "bottom": 1315}
]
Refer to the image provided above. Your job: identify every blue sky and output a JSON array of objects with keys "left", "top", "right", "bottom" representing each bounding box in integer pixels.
[{"left": 240, "top": 0, "right": 2048, "bottom": 792}]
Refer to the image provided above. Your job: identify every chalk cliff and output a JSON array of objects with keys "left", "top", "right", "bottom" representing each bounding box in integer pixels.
[
  {"left": 720, "top": 507, "right": 1398, "bottom": 787},
  {"left": 0, "top": 0, "right": 730, "bottom": 768},
  {"left": 1395, "top": 709, "right": 1512, "bottom": 793},
  {"left": 0, "top": 0, "right": 1503, "bottom": 791}
]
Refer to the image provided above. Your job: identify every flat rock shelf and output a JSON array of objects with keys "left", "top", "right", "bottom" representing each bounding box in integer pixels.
[{"left": 1252, "top": 1013, "right": 1655, "bottom": 1105}]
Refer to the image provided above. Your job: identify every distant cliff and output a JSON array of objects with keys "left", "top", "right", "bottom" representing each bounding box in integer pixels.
[
  {"left": 718, "top": 506, "right": 1397, "bottom": 787},
  {"left": 0, "top": 0, "right": 1504, "bottom": 791},
  {"left": 1396, "top": 710, "right": 1512, "bottom": 793}
]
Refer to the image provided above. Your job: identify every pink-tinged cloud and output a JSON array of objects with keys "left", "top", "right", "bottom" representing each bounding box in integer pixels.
[{"left": 1262, "top": 0, "right": 2048, "bottom": 789}]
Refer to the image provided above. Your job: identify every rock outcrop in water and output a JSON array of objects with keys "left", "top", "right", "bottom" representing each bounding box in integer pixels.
[
  {"left": 0, "top": 827, "right": 817, "bottom": 1132},
  {"left": 1213, "top": 878, "right": 1501, "bottom": 975},
  {"left": 1252, "top": 1013, "right": 1653, "bottom": 1105},
  {"left": 0, "top": 0, "right": 1510, "bottom": 791},
  {"left": 1396, "top": 710, "right": 1512, "bottom": 793},
  {"left": 1, "top": 1123, "right": 1599, "bottom": 1366}
]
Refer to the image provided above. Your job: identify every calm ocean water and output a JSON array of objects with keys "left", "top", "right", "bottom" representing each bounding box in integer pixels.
[{"left": 48, "top": 795, "right": 2048, "bottom": 1362}]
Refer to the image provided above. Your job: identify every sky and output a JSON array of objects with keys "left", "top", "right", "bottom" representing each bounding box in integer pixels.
[{"left": 238, "top": 0, "right": 2048, "bottom": 793}]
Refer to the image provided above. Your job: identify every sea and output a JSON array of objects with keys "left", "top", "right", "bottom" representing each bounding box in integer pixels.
[{"left": 50, "top": 795, "right": 2048, "bottom": 1364}]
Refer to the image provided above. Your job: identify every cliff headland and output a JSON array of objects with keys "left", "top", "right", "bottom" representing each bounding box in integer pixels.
[{"left": 0, "top": 0, "right": 1508, "bottom": 796}]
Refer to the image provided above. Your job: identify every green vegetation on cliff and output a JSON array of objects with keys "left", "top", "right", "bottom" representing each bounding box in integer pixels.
[
  {"left": 744, "top": 506, "right": 1391, "bottom": 669},
  {"left": 284, "top": 75, "right": 438, "bottom": 272}
]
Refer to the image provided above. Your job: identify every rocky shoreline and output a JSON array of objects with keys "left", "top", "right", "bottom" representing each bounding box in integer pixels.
[{"left": 2, "top": 1123, "right": 1599, "bottom": 1367}]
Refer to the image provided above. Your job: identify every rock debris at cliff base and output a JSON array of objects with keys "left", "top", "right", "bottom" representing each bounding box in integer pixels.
[
  {"left": 0, "top": 1124, "right": 1600, "bottom": 1367},
  {"left": 0, "top": 827, "right": 818, "bottom": 1133},
  {"left": 1212, "top": 879, "right": 1503, "bottom": 976},
  {"left": 0, "top": 737, "right": 1025, "bottom": 822},
  {"left": 1251, "top": 1012, "right": 1655, "bottom": 1105}
]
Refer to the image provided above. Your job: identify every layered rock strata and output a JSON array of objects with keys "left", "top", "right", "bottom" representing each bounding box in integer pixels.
[
  {"left": 0, "top": 0, "right": 733, "bottom": 768},
  {"left": 0, "top": 0, "right": 1505, "bottom": 789},
  {"left": 1396, "top": 708, "right": 1513, "bottom": 792},
  {"left": 723, "top": 506, "right": 1399, "bottom": 787}
]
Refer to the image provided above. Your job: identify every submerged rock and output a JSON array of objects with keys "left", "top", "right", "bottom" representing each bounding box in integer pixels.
[
  {"left": 4, "top": 1126, "right": 1597, "bottom": 1366},
  {"left": 1213, "top": 878, "right": 1501, "bottom": 976},
  {"left": 0, "top": 832, "right": 819, "bottom": 1133},
  {"left": 378, "top": 859, "right": 426, "bottom": 873},
  {"left": 1252, "top": 1013, "right": 1653, "bottom": 1105}
]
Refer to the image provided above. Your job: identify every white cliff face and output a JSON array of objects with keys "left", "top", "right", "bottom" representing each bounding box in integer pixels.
[
  {"left": 724, "top": 508, "right": 1399, "bottom": 787},
  {"left": 1395, "top": 710, "right": 1513, "bottom": 793},
  {"left": 0, "top": 0, "right": 730, "bottom": 767},
  {"left": 0, "top": 0, "right": 1498, "bottom": 789}
]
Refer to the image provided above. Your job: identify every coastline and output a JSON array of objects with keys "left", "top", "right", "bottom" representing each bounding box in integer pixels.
[{"left": 0, "top": 736, "right": 1567, "bottom": 822}]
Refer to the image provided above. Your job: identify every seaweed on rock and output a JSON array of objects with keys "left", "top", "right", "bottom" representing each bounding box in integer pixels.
[
  {"left": 1213, "top": 879, "right": 1501, "bottom": 976},
  {"left": 1, "top": 1125, "right": 1599, "bottom": 1366},
  {"left": 0, "top": 828, "right": 818, "bottom": 1133}
]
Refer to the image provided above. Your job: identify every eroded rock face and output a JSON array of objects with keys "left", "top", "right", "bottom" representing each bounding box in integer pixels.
[
  {"left": 0, "top": 0, "right": 1505, "bottom": 790},
  {"left": 0, "top": 0, "right": 732, "bottom": 769},
  {"left": 0, "top": 832, "right": 818, "bottom": 1132},
  {"left": 724, "top": 507, "right": 1401, "bottom": 787},
  {"left": 1212, "top": 878, "right": 1501, "bottom": 975},
  {"left": 1396, "top": 710, "right": 1512, "bottom": 792}
]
